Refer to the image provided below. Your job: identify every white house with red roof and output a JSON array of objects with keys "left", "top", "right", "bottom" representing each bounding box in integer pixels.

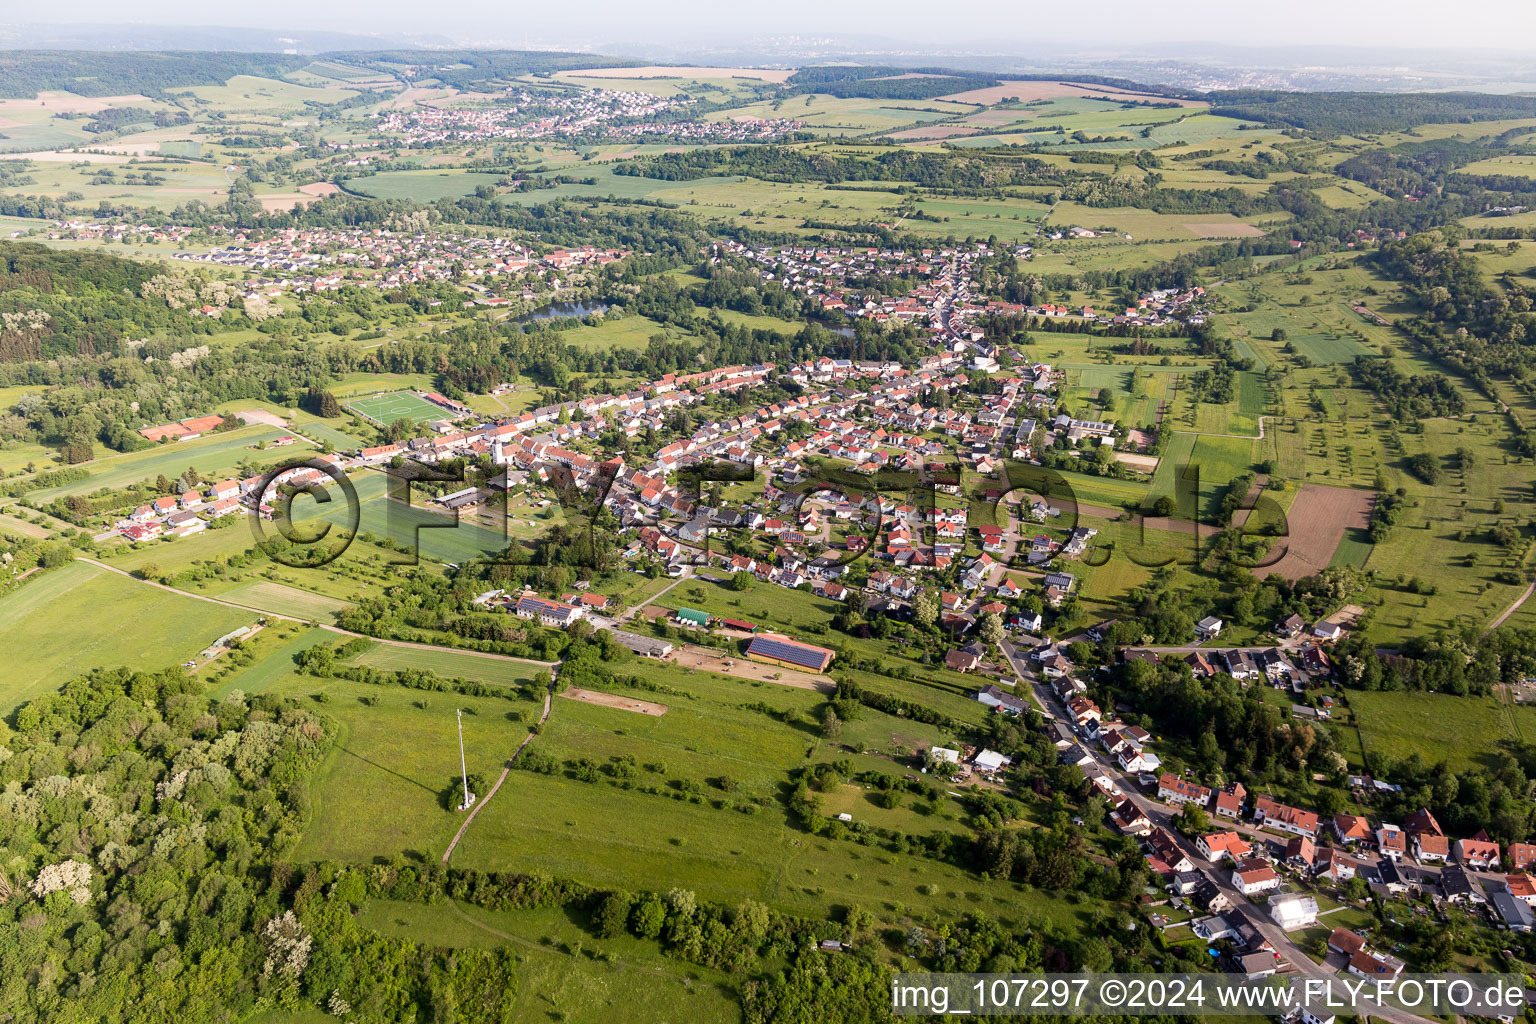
[{"left": 1457, "top": 836, "right": 1501, "bottom": 871}]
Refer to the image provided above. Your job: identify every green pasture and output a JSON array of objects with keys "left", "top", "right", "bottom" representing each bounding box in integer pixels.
[
  {"left": 308, "top": 469, "right": 519, "bottom": 564},
  {"left": 26, "top": 426, "right": 312, "bottom": 500},
  {"left": 0, "top": 560, "right": 255, "bottom": 712},
  {"left": 351, "top": 642, "right": 550, "bottom": 685},
  {"left": 353, "top": 899, "right": 741, "bottom": 1024},
  {"left": 1350, "top": 690, "right": 1536, "bottom": 773},
  {"left": 544, "top": 313, "right": 678, "bottom": 351},
  {"left": 343, "top": 170, "right": 505, "bottom": 202},
  {"left": 175, "top": 75, "right": 358, "bottom": 113}
]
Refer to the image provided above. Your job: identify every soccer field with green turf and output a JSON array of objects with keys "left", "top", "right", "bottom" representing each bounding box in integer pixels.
[{"left": 346, "top": 390, "right": 452, "bottom": 425}]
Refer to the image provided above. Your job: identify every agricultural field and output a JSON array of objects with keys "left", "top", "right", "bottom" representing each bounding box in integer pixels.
[
  {"left": 1045, "top": 201, "right": 1279, "bottom": 242},
  {"left": 705, "top": 94, "right": 975, "bottom": 135},
  {"left": 1146, "top": 432, "right": 1258, "bottom": 518},
  {"left": 216, "top": 579, "right": 355, "bottom": 620},
  {"left": 0, "top": 559, "right": 256, "bottom": 712},
  {"left": 24, "top": 426, "right": 313, "bottom": 501},
  {"left": 1350, "top": 689, "right": 1536, "bottom": 772},
  {"left": 0, "top": 155, "right": 233, "bottom": 210},
  {"left": 173, "top": 75, "right": 359, "bottom": 113},
  {"left": 1263, "top": 483, "right": 1374, "bottom": 581},
  {"left": 342, "top": 169, "right": 507, "bottom": 202}
]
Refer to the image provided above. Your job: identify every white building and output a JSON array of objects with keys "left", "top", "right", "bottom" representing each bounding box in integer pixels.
[{"left": 1267, "top": 893, "right": 1320, "bottom": 931}]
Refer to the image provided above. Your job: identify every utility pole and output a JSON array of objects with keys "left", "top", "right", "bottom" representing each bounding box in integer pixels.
[{"left": 456, "top": 708, "right": 474, "bottom": 810}]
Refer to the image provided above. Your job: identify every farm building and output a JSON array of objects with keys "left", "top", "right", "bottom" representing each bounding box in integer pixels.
[
  {"left": 608, "top": 629, "right": 674, "bottom": 658},
  {"left": 675, "top": 608, "right": 712, "bottom": 628},
  {"left": 720, "top": 618, "right": 759, "bottom": 633},
  {"left": 515, "top": 595, "right": 584, "bottom": 627},
  {"left": 744, "top": 634, "right": 835, "bottom": 673}
]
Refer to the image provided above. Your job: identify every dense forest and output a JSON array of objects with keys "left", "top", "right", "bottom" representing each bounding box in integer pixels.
[
  {"left": 783, "top": 65, "right": 999, "bottom": 100},
  {"left": 1371, "top": 232, "right": 1536, "bottom": 389},
  {"left": 0, "top": 51, "right": 310, "bottom": 98},
  {"left": 328, "top": 49, "right": 638, "bottom": 90},
  {"left": 612, "top": 144, "right": 1064, "bottom": 187},
  {"left": 1207, "top": 90, "right": 1536, "bottom": 136}
]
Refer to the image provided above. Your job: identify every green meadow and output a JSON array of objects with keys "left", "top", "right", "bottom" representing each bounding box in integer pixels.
[
  {"left": 1350, "top": 689, "right": 1536, "bottom": 773},
  {"left": 26, "top": 426, "right": 312, "bottom": 501},
  {"left": 0, "top": 560, "right": 255, "bottom": 712}
]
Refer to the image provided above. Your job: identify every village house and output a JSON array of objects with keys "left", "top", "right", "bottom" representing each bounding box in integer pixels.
[
  {"left": 1504, "top": 873, "right": 1536, "bottom": 906},
  {"left": 1275, "top": 613, "right": 1306, "bottom": 638},
  {"left": 975, "top": 685, "right": 1027, "bottom": 715},
  {"left": 1333, "top": 813, "right": 1372, "bottom": 846},
  {"left": 1251, "top": 795, "right": 1319, "bottom": 838},
  {"left": 1147, "top": 828, "right": 1193, "bottom": 874},
  {"left": 1158, "top": 774, "right": 1212, "bottom": 807},
  {"left": 1210, "top": 783, "right": 1245, "bottom": 821},
  {"left": 1111, "top": 799, "right": 1152, "bottom": 836},
  {"left": 1439, "top": 864, "right": 1485, "bottom": 904},
  {"left": 1268, "top": 893, "right": 1319, "bottom": 931},
  {"left": 1456, "top": 836, "right": 1501, "bottom": 871},
  {"left": 946, "top": 648, "right": 982, "bottom": 673},
  {"left": 1315, "top": 847, "right": 1359, "bottom": 884},
  {"left": 1231, "top": 859, "right": 1281, "bottom": 896},
  {"left": 1493, "top": 891, "right": 1535, "bottom": 932},
  {"left": 1343, "top": 945, "right": 1404, "bottom": 981},
  {"left": 1413, "top": 832, "right": 1449, "bottom": 865},
  {"left": 1376, "top": 825, "right": 1407, "bottom": 861},
  {"left": 1197, "top": 831, "right": 1253, "bottom": 864},
  {"left": 1284, "top": 835, "right": 1317, "bottom": 871}
]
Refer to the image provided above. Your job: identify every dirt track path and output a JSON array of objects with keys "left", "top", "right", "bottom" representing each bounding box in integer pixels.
[
  {"left": 78, "top": 558, "right": 557, "bottom": 668},
  {"left": 1488, "top": 578, "right": 1536, "bottom": 633},
  {"left": 1176, "top": 417, "right": 1267, "bottom": 441},
  {"left": 611, "top": 575, "right": 687, "bottom": 624},
  {"left": 70, "top": 556, "right": 564, "bottom": 865},
  {"left": 442, "top": 676, "right": 554, "bottom": 863}
]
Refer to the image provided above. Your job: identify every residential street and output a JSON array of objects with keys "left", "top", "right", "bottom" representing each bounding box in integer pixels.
[{"left": 995, "top": 638, "right": 1437, "bottom": 1024}]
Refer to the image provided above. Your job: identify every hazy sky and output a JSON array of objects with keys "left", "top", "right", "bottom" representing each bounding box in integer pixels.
[{"left": 24, "top": 0, "right": 1536, "bottom": 52}]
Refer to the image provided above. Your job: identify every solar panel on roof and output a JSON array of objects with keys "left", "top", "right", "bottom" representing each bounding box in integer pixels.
[{"left": 747, "top": 636, "right": 832, "bottom": 670}]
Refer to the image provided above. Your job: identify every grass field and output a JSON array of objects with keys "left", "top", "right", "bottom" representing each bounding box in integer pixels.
[
  {"left": 1350, "top": 689, "right": 1536, "bottom": 772},
  {"left": 176, "top": 75, "right": 358, "bottom": 113},
  {"left": 353, "top": 899, "right": 742, "bottom": 1024},
  {"left": 346, "top": 390, "right": 452, "bottom": 425},
  {"left": 351, "top": 642, "right": 549, "bottom": 685},
  {"left": 307, "top": 469, "right": 521, "bottom": 564},
  {"left": 329, "top": 372, "right": 438, "bottom": 398},
  {"left": 342, "top": 170, "right": 506, "bottom": 202},
  {"left": 548, "top": 314, "right": 680, "bottom": 351},
  {"left": 277, "top": 644, "right": 1089, "bottom": 933},
  {"left": 289, "top": 675, "right": 543, "bottom": 863},
  {"left": 26, "top": 426, "right": 312, "bottom": 501},
  {"left": 0, "top": 157, "right": 232, "bottom": 211},
  {"left": 450, "top": 664, "right": 1087, "bottom": 928},
  {"left": 0, "top": 560, "right": 256, "bottom": 712},
  {"left": 209, "top": 626, "right": 331, "bottom": 698},
  {"left": 1045, "top": 202, "right": 1278, "bottom": 241},
  {"left": 0, "top": 510, "right": 51, "bottom": 539},
  {"left": 1147, "top": 433, "right": 1257, "bottom": 518},
  {"left": 216, "top": 579, "right": 354, "bottom": 620}
]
